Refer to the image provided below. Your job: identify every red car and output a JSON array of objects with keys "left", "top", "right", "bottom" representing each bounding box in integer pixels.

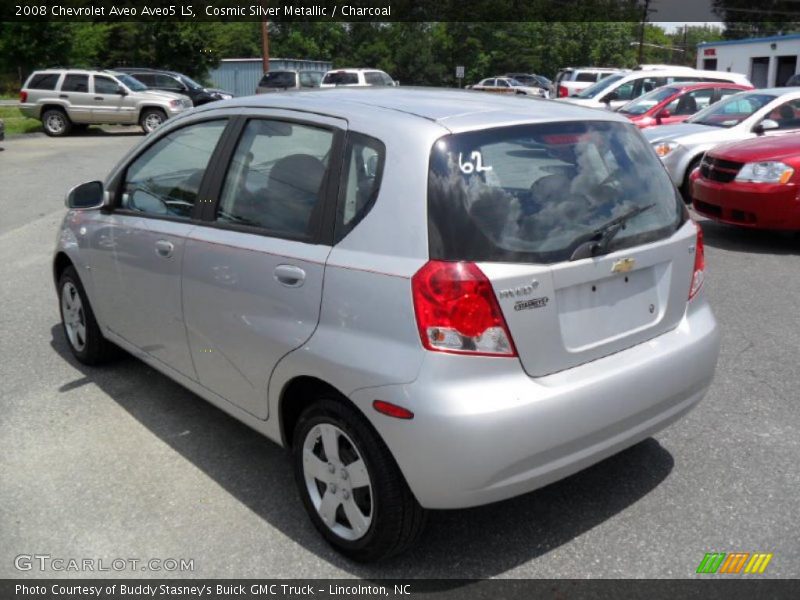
[
  {"left": 618, "top": 82, "right": 753, "bottom": 129},
  {"left": 691, "top": 134, "right": 800, "bottom": 229}
]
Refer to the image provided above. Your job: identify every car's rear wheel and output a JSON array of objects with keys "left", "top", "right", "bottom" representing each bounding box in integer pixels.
[
  {"left": 42, "top": 108, "right": 72, "bottom": 137},
  {"left": 58, "top": 266, "right": 119, "bottom": 365},
  {"left": 140, "top": 108, "right": 166, "bottom": 134},
  {"left": 293, "top": 398, "right": 426, "bottom": 561}
]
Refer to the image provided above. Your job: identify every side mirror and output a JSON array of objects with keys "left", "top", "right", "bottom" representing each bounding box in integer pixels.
[
  {"left": 116, "top": 86, "right": 128, "bottom": 96},
  {"left": 658, "top": 109, "right": 671, "bottom": 119},
  {"left": 754, "top": 118, "right": 779, "bottom": 135},
  {"left": 66, "top": 181, "right": 105, "bottom": 209}
]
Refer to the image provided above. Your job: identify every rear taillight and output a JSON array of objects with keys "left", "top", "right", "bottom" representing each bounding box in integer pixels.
[
  {"left": 411, "top": 261, "right": 516, "bottom": 357},
  {"left": 689, "top": 223, "right": 705, "bottom": 300},
  {"left": 558, "top": 85, "right": 568, "bottom": 98},
  {"left": 19, "top": 91, "right": 27, "bottom": 103}
]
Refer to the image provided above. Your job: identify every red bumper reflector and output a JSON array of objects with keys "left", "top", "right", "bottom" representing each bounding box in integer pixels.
[{"left": 372, "top": 400, "right": 414, "bottom": 420}]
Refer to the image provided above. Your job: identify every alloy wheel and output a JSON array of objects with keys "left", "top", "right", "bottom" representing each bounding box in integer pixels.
[
  {"left": 302, "top": 422, "right": 373, "bottom": 541},
  {"left": 61, "top": 281, "right": 86, "bottom": 352}
]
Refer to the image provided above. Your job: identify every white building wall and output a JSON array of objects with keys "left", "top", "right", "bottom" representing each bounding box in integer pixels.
[{"left": 697, "top": 37, "right": 800, "bottom": 87}]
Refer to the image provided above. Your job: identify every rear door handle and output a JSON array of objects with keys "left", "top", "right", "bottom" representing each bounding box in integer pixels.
[
  {"left": 274, "top": 264, "right": 306, "bottom": 287},
  {"left": 155, "top": 240, "right": 174, "bottom": 258},
  {"left": 94, "top": 97, "right": 104, "bottom": 101},
  {"left": 59, "top": 94, "right": 68, "bottom": 99}
]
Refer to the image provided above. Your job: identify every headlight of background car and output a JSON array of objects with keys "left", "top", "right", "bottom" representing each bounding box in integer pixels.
[
  {"left": 169, "top": 99, "right": 183, "bottom": 109},
  {"left": 735, "top": 161, "right": 795, "bottom": 184},
  {"left": 653, "top": 141, "right": 680, "bottom": 158}
]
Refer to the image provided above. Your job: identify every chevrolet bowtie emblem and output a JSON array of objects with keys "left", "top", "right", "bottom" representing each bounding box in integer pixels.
[{"left": 611, "top": 258, "right": 636, "bottom": 273}]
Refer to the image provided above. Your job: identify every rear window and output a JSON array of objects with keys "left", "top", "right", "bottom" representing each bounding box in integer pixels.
[
  {"left": 259, "top": 71, "right": 296, "bottom": 88},
  {"left": 322, "top": 72, "right": 359, "bottom": 85},
  {"left": 27, "top": 73, "right": 60, "bottom": 90},
  {"left": 427, "top": 121, "right": 684, "bottom": 264}
]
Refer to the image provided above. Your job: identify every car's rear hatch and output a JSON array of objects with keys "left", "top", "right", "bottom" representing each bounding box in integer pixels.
[
  {"left": 478, "top": 224, "right": 694, "bottom": 376},
  {"left": 427, "top": 119, "right": 693, "bottom": 376}
]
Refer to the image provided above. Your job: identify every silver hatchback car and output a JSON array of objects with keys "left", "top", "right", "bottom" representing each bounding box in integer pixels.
[{"left": 54, "top": 88, "right": 720, "bottom": 561}]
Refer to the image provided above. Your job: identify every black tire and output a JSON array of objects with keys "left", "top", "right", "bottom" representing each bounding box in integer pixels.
[
  {"left": 58, "top": 266, "right": 120, "bottom": 365},
  {"left": 293, "top": 398, "right": 426, "bottom": 562},
  {"left": 681, "top": 156, "right": 702, "bottom": 203},
  {"left": 139, "top": 108, "right": 167, "bottom": 134},
  {"left": 42, "top": 108, "right": 72, "bottom": 137}
]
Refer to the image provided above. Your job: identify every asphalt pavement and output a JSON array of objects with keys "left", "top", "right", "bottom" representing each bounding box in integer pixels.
[{"left": 0, "top": 131, "right": 798, "bottom": 579}]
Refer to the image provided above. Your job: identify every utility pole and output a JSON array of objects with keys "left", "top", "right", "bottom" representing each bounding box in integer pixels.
[
  {"left": 637, "top": 0, "right": 651, "bottom": 64},
  {"left": 261, "top": 2, "right": 270, "bottom": 74},
  {"left": 683, "top": 24, "right": 689, "bottom": 66}
]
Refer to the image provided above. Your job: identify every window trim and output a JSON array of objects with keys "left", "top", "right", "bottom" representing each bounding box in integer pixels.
[
  {"left": 108, "top": 116, "right": 233, "bottom": 224},
  {"left": 196, "top": 115, "right": 347, "bottom": 246}
]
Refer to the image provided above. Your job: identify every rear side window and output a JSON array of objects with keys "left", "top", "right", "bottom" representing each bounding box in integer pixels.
[
  {"left": 216, "top": 119, "right": 334, "bottom": 240},
  {"left": 61, "top": 74, "right": 89, "bottom": 92},
  {"left": 120, "top": 120, "right": 227, "bottom": 219},
  {"left": 322, "top": 72, "right": 359, "bottom": 85},
  {"left": 27, "top": 73, "right": 60, "bottom": 90},
  {"left": 335, "top": 132, "right": 385, "bottom": 241},
  {"left": 427, "top": 121, "right": 684, "bottom": 264},
  {"left": 575, "top": 72, "right": 599, "bottom": 82}
]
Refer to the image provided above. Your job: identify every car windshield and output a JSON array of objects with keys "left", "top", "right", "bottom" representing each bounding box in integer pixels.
[
  {"left": 618, "top": 86, "right": 680, "bottom": 115},
  {"left": 534, "top": 75, "right": 551, "bottom": 87},
  {"left": 575, "top": 73, "right": 625, "bottom": 98},
  {"left": 115, "top": 74, "right": 147, "bottom": 92},
  {"left": 322, "top": 72, "right": 359, "bottom": 85},
  {"left": 688, "top": 92, "right": 777, "bottom": 128},
  {"left": 508, "top": 79, "right": 524, "bottom": 87},
  {"left": 177, "top": 74, "right": 203, "bottom": 90},
  {"left": 428, "top": 120, "right": 683, "bottom": 264}
]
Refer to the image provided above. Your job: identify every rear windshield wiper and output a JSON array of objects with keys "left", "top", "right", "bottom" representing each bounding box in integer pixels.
[{"left": 569, "top": 203, "right": 656, "bottom": 261}]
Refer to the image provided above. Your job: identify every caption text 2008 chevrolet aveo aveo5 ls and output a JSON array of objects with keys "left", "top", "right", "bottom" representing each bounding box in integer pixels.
[{"left": 54, "top": 88, "right": 720, "bottom": 561}]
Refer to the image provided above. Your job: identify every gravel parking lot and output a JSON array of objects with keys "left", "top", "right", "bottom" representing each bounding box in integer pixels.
[{"left": 1, "top": 131, "right": 798, "bottom": 579}]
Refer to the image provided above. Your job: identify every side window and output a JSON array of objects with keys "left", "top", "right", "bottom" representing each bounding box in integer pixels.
[
  {"left": 665, "top": 88, "right": 715, "bottom": 115},
  {"left": 216, "top": 119, "right": 334, "bottom": 240},
  {"left": 768, "top": 99, "right": 800, "bottom": 130},
  {"left": 155, "top": 74, "right": 181, "bottom": 90},
  {"left": 120, "top": 120, "right": 227, "bottom": 219},
  {"left": 27, "top": 73, "right": 60, "bottom": 90},
  {"left": 94, "top": 76, "right": 119, "bottom": 95},
  {"left": 61, "top": 74, "right": 89, "bottom": 93},
  {"left": 380, "top": 72, "right": 394, "bottom": 86},
  {"left": 575, "top": 72, "right": 597, "bottom": 82},
  {"left": 498, "top": 79, "right": 510, "bottom": 88},
  {"left": 134, "top": 73, "right": 155, "bottom": 86},
  {"left": 364, "top": 72, "right": 384, "bottom": 86},
  {"left": 335, "top": 132, "right": 386, "bottom": 241},
  {"left": 614, "top": 82, "right": 635, "bottom": 101}
]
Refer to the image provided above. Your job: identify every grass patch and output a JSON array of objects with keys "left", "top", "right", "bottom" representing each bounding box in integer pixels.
[{"left": 0, "top": 106, "right": 41, "bottom": 135}]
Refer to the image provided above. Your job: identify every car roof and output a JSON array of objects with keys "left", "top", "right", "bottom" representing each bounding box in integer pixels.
[
  {"left": 324, "top": 68, "right": 385, "bottom": 73},
  {"left": 201, "top": 87, "right": 630, "bottom": 133}
]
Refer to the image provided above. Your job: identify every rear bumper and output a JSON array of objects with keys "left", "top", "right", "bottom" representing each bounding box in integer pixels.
[
  {"left": 692, "top": 175, "right": 800, "bottom": 229},
  {"left": 351, "top": 297, "right": 719, "bottom": 509}
]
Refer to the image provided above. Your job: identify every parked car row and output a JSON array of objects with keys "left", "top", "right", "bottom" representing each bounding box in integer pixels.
[
  {"left": 55, "top": 87, "right": 720, "bottom": 561},
  {"left": 256, "top": 68, "right": 397, "bottom": 94}
]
